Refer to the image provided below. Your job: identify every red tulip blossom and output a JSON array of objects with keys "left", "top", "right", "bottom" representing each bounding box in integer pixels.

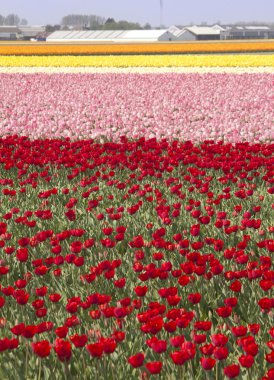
[
  {"left": 32, "top": 340, "right": 51, "bottom": 358},
  {"left": 145, "top": 361, "right": 162, "bottom": 375},
  {"left": 200, "top": 357, "right": 216, "bottom": 370},
  {"left": 54, "top": 339, "right": 72, "bottom": 362},
  {"left": 128, "top": 353, "right": 145, "bottom": 368},
  {"left": 223, "top": 364, "right": 240, "bottom": 378}
]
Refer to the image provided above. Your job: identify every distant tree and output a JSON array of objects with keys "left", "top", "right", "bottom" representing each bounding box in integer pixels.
[
  {"left": 103, "top": 22, "right": 117, "bottom": 30},
  {"left": 61, "top": 14, "right": 105, "bottom": 29},
  {"left": 143, "top": 23, "right": 152, "bottom": 30},
  {"left": 61, "top": 25, "right": 70, "bottom": 31},
  {"left": 45, "top": 24, "right": 54, "bottom": 33},
  {"left": 60, "top": 14, "right": 145, "bottom": 31},
  {"left": 4, "top": 14, "right": 20, "bottom": 25},
  {"left": 118, "top": 20, "right": 142, "bottom": 29},
  {"left": 89, "top": 16, "right": 104, "bottom": 29},
  {"left": 45, "top": 24, "right": 61, "bottom": 33},
  {"left": 20, "top": 19, "right": 28, "bottom": 25},
  {"left": 0, "top": 14, "right": 5, "bottom": 25},
  {"left": 46, "top": 24, "right": 55, "bottom": 33},
  {"left": 105, "top": 18, "right": 115, "bottom": 24},
  {"left": 104, "top": 19, "right": 142, "bottom": 30}
]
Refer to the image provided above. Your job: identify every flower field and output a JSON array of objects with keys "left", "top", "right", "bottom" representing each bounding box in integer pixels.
[
  {"left": 0, "top": 40, "right": 274, "bottom": 55},
  {"left": 0, "top": 47, "right": 273, "bottom": 380},
  {"left": 0, "top": 54, "right": 274, "bottom": 67},
  {"left": 0, "top": 73, "right": 273, "bottom": 142}
]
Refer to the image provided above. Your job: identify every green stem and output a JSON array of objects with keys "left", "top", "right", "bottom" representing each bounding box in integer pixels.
[
  {"left": 95, "top": 359, "right": 100, "bottom": 380},
  {"left": 179, "top": 365, "right": 185, "bottom": 379},
  {"left": 37, "top": 358, "right": 42, "bottom": 380},
  {"left": 64, "top": 361, "right": 70, "bottom": 380},
  {"left": 25, "top": 343, "right": 29, "bottom": 380},
  {"left": 82, "top": 352, "right": 87, "bottom": 380}
]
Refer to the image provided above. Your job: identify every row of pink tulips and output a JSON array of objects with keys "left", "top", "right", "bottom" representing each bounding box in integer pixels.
[{"left": 0, "top": 73, "right": 273, "bottom": 142}]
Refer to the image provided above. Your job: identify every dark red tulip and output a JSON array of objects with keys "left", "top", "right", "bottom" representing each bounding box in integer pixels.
[
  {"left": 170, "top": 350, "right": 190, "bottom": 365},
  {"left": 216, "top": 306, "right": 232, "bottom": 318},
  {"left": 239, "top": 354, "right": 254, "bottom": 368},
  {"left": 54, "top": 339, "right": 72, "bottom": 362},
  {"left": 128, "top": 353, "right": 145, "bottom": 368},
  {"left": 70, "top": 334, "right": 88, "bottom": 348},
  {"left": 200, "top": 357, "right": 216, "bottom": 370},
  {"left": 223, "top": 364, "right": 240, "bottom": 378},
  {"left": 32, "top": 340, "right": 51, "bottom": 358},
  {"left": 145, "top": 361, "right": 162, "bottom": 375}
]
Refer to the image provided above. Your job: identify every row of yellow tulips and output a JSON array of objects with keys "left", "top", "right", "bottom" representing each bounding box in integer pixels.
[
  {"left": 0, "top": 41, "right": 273, "bottom": 55},
  {"left": 0, "top": 54, "right": 273, "bottom": 67}
]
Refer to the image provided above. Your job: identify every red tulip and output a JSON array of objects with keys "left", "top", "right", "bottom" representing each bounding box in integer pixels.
[
  {"left": 55, "top": 327, "right": 68, "bottom": 338},
  {"left": 0, "top": 297, "right": 5, "bottom": 308},
  {"left": 101, "top": 338, "right": 117, "bottom": 354},
  {"left": 32, "top": 340, "right": 51, "bottom": 358},
  {"left": 145, "top": 361, "right": 162, "bottom": 375},
  {"left": 134, "top": 285, "right": 148, "bottom": 297},
  {"left": 188, "top": 293, "right": 201, "bottom": 304},
  {"left": 200, "top": 357, "right": 216, "bottom": 370},
  {"left": 54, "top": 339, "right": 72, "bottom": 362},
  {"left": 214, "top": 346, "right": 229, "bottom": 360},
  {"left": 239, "top": 354, "right": 254, "bottom": 368},
  {"left": 216, "top": 306, "right": 232, "bottom": 318},
  {"left": 70, "top": 334, "right": 88, "bottom": 348},
  {"left": 146, "top": 337, "right": 167, "bottom": 353},
  {"left": 223, "top": 364, "right": 240, "bottom": 378},
  {"left": 128, "top": 353, "right": 145, "bottom": 368},
  {"left": 231, "top": 326, "right": 247, "bottom": 337},
  {"left": 170, "top": 350, "right": 189, "bottom": 365}
]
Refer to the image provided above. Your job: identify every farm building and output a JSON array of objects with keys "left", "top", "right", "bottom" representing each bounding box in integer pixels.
[
  {"left": 212, "top": 24, "right": 226, "bottom": 32},
  {"left": 19, "top": 26, "right": 46, "bottom": 40},
  {"left": 168, "top": 25, "right": 182, "bottom": 37},
  {"left": 0, "top": 25, "right": 46, "bottom": 40},
  {"left": 46, "top": 29, "right": 176, "bottom": 42},
  {"left": 176, "top": 26, "right": 220, "bottom": 41},
  {"left": 220, "top": 26, "right": 274, "bottom": 40},
  {"left": 0, "top": 26, "right": 20, "bottom": 40}
]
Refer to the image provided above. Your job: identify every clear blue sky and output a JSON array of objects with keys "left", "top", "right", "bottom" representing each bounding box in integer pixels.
[{"left": 1, "top": 0, "right": 273, "bottom": 27}]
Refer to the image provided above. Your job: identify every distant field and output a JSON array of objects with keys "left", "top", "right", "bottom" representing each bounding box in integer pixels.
[
  {"left": 0, "top": 40, "right": 274, "bottom": 55},
  {"left": 1, "top": 54, "right": 273, "bottom": 67}
]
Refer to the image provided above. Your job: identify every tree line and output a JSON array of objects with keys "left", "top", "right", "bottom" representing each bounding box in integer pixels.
[
  {"left": 0, "top": 14, "right": 28, "bottom": 26},
  {"left": 60, "top": 14, "right": 151, "bottom": 30},
  {"left": 1, "top": 12, "right": 273, "bottom": 31}
]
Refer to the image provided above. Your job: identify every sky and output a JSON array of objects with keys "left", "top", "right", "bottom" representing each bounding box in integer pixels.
[{"left": 1, "top": 0, "right": 273, "bottom": 27}]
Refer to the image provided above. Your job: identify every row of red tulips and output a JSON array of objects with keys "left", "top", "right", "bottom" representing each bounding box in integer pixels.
[{"left": 0, "top": 136, "right": 273, "bottom": 379}]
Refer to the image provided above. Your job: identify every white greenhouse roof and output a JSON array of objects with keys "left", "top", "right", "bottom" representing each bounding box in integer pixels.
[
  {"left": 168, "top": 25, "right": 182, "bottom": 36},
  {"left": 212, "top": 24, "right": 226, "bottom": 31},
  {"left": 19, "top": 26, "right": 45, "bottom": 31},
  {"left": 0, "top": 25, "right": 18, "bottom": 29},
  {"left": 186, "top": 26, "right": 220, "bottom": 35},
  {"left": 47, "top": 31, "right": 71, "bottom": 39},
  {"left": 176, "top": 30, "right": 188, "bottom": 38},
  {"left": 121, "top": 30, "right": 168, "bottom": 38},
  {"left": 245, "top": 26, "right": 270, "bottom": 30},
  {"left": 47, "top": 29, "right": 173, "bottom": 42}
]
